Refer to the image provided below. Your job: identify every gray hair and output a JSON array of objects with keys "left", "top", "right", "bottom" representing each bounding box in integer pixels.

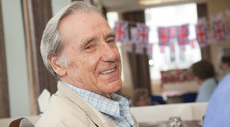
[{"left": 40, "top": 1, "right": 104, "bottom": 80}]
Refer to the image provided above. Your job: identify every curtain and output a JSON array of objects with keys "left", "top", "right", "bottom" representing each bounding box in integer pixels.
[
  {"left": 0, "top": 0, "right": 10, "bottom": 118},
  {"left": 121, "top": 11, "right": 152, "bottom": 95}
]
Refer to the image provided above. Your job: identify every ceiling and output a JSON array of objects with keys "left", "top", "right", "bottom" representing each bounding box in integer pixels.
[{"left": 97, "top": 0, "right": 207, "bottom": 12}]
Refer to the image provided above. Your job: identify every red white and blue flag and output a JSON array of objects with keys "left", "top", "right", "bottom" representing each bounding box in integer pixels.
[
  {"left": 195, "top": 23, "right": 209, "bottom": 47},
  {"left": 176, "top": 24, "right": 189, "bottom": 46},
  {"left": 113, "top": 21, "right": 128, "bottom": 43},
  {"left": 210, "top": 13, "right": 228, "bottom": 41},
  {"left": 212, "top": 20, "right": 228, "bottom": 41},
  {"left": 157, "top": 27, "right": 172, "bottom": 46},
  {"left": 136, "top": 23, "right": 150, "bottom": 47}
]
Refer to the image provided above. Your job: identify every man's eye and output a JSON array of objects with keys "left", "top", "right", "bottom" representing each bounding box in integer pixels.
[
  {"left": 85, "top": 46, "right": 92, "bottom": 49},
  {"left": 107, "top": 39, "right": 115, "bottom": 43}
]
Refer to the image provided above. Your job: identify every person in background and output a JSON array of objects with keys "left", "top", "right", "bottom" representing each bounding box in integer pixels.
[
  {"left": 132, "top": 88, "right": 150, "bottom": 107},
  {"left": 36, "top": 1, "right": 139, "bottom": 126},
  {"left": 190, "top": 60, "right": 217, "bottom": 102},
  {"left": 203, "top": 73, "right": 230, "bottom": 127},
  {"left": 218, "top": 54, "right": 230, "bottom": 81}
]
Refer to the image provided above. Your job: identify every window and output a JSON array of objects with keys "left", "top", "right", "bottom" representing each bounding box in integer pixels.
[{"left": 145, "top": 3, "right": 201, "bottom": 81}]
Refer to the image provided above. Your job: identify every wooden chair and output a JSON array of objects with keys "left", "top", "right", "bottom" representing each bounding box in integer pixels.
[{"left": 9, "top": 117, "right": 34, "bottom": 127}]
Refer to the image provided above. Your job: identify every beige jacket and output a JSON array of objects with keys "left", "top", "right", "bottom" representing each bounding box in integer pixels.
[{"left": 35, "top": 82, "right": 139, "bottom": 127}]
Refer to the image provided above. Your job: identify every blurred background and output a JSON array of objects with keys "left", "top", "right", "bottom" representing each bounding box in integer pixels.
[{"left": 0, "top": 0, "right": 229, "bottom": 119}]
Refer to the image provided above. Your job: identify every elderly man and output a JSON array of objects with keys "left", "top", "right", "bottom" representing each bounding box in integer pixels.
[{"left": 36, "top": 1, "right": 139, "bottom": 127}]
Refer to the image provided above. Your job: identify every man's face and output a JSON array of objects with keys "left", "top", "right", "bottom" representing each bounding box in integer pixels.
[
  {"left": 136, "top": 94, "right": 150, "bottom": 106},
  {"left": 58, "top": 12, "right": 122, "bottom": 98},
  {"left": 220, "top": 62, "right": 230, "bottom": 71}
]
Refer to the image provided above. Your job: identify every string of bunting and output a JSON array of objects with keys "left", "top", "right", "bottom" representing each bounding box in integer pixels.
[{"left": 113, "top": 9, "right": 230, "bottom": 56}]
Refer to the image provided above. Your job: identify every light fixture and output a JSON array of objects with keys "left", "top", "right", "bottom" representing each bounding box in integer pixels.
[{"left": 139, "top": 0, "right": 185, "bottom": 5}]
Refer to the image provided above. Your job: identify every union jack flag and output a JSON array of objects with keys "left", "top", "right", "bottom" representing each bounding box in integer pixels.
[
  {"left": 124, "top": 41, "right": 133, "bottom": 53},
  {"left": 195, "top": 23, "right": 209, "bottom": 47},
  {"left": 135, "top": 42, "right": 144, "bottom": 54},
  {"left": 136, "top": 23, "right": 149, "bottom": 47},
  {"left": 176, "top": 24, "right": 189, "bottom": 46},
  {"left": 157, "top": 27, "right": 171, "bottom": 46},
  {"left": 113, "top": 21, "right": 128, "bottom": 43},
  {"left": 147, "top": 43, "right": 153, "bottom": 56},
  {"left": 212, "top": 20, "right": 228, "bottom": 41},
  {"left": 210, "top": 13, "right": 228, "bottom": 41}
]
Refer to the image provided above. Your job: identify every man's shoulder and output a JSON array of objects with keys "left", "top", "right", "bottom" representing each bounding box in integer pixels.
[
  {"left": 48, "top": 93, "right": 85, "bottom": 111},
  {"left": 35, "top": 93, "right": 91, "bottom": 126}
]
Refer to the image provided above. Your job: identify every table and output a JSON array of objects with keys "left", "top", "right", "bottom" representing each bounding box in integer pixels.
[{"left": 139, "top": 120, "right": 202, "bottom": 127}]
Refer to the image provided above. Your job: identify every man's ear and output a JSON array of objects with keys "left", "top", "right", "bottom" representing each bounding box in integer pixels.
[{"left": 49, "top": 56, "right": 67, "bottom": 77}]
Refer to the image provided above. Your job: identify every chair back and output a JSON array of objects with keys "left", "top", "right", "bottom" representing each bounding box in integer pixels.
[{"left": 9, "top": 117, "right": 34, "bottom": 127}]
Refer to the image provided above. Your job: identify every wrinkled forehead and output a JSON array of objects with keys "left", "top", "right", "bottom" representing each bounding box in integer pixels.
[
  {"left": 58, "top": 11, "right": 107, "bottom": 32},
  {"left": 59, "top": 10, "right": 105, "bottom": 26},
  {"left": 58, "top": 11, "right": 112, "bottom": 46}
]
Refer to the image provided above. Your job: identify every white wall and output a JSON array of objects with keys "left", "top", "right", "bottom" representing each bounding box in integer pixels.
[
  {"left": 52, "top": 0, "right": 71, "bottom": 16},
  {"left": 2, "top": 0, "right": 30, "bottom": 117}
]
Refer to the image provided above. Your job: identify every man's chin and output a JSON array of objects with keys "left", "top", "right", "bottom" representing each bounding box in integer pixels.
[{"left": 104, "top": 79, "right": 122, "bottom": 93}]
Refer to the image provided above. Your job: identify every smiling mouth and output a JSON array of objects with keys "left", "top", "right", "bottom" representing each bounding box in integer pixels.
[{"left": 99, "top": 67, "right": 116, "bottom": 75}]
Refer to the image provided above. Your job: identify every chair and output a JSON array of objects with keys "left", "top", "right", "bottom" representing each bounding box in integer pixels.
[
  {"left": 151, "top": 95, "right": 166, "bottom": 104},
  {"left": 183, "top": 93, "right": 197, "bottom": 103},
  {"left": 9, "top": 117, "right": 34, "bottom": 127}
]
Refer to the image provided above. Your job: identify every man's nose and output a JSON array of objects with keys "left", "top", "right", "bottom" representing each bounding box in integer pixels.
[{"left": 100, "top": 43, "right": 117, "bottom": 62}]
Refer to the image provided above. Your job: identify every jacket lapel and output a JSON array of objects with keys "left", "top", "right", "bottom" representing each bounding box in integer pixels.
[{"left": 57, "top": 81, "right": 114, "bottom": 127}]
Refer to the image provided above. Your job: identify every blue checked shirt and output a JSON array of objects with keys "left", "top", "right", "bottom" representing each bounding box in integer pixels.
[{"left": 63, "top": 82, "right": 135, "bottom": 127}]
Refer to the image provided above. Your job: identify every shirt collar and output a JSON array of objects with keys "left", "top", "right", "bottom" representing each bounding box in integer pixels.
[{"left": 62, "top": 81, "right": 123, "bottom": 117}]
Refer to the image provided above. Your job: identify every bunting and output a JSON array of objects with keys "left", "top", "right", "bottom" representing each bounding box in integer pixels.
[
  {"left": 113, "top": 9, "right": 230, "bottom": 55},
  {"left": 136, "top": 23, "right": 150, "bottom": 47},
  {"left": 195, "top": 18, "right": 209, "bottom": 47},
  {"left": 158, "top": 27, "right": 172, "bottom": 46},
  {"left": 177, "top": 24, "right": 189, "bottom": 48},
  {"left": 210, "top": 13, "right": 228, "bottom": 41},
  {"left": 113, "top": 21, "right": 128, "bottom": 43}
]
